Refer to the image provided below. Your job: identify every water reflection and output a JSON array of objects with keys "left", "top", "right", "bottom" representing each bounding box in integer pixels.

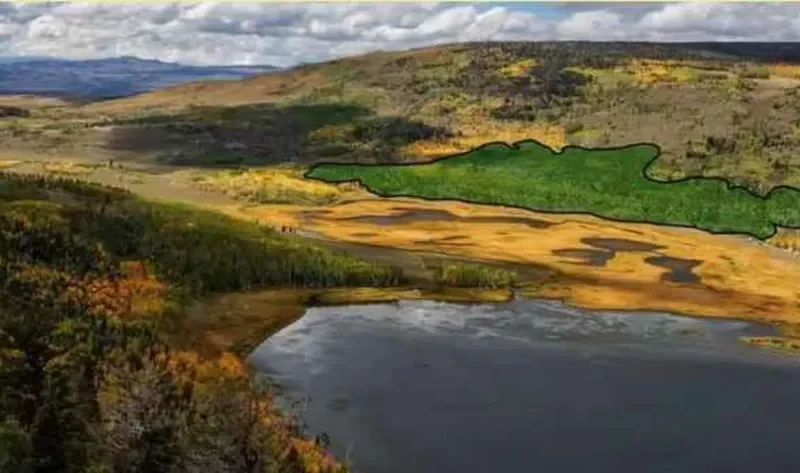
[{"left": 249, "top": 300, "right": 800, "bottom": 473}]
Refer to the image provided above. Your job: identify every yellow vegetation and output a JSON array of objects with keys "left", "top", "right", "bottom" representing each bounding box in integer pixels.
[
  {"left": 769, "top": 228, "right": 800, "bottom": 252},
  {"left": 167, "top": 350, "right": 248, "bottom": 380},
  {"left": 768, "top": 64, "right": 800, "bottom": 79},
  {"left": 499, "top": 58, "right": 539, "bottom": 77},
  {"left": 41, "top": 160, "right": 95, "bottom": 176},
  {"left": 179, "top": 288, "right": 312, "bottom": 357},
  {"left": 314, "top": 286, "right": 513, "bottom": 305},
  {"left": 242, "top": 196, "right": 800, "bottom": 324},
  {"left": 194, "top": 167, "right": 364, "bottom": 205},
  {"left": 571, "top": 59, "right": 704, "bottom": 86},
  {"left": 405, "top": 121, "right": 566, "bottom": 158},
  {"left": 566, "top": 66, "right": 634, "bottom": 86},
  {"left": 741, "top": 336, "right": 800, "bottom": 353},
  {"left": 0, "top": 159, "right": 20, "bottom": 169},
  {"left": 184, "top": 286, "right": 513, "bottom": 357},
  {"left": 630, "top": 60, "right": 700, "bottom": 84}
]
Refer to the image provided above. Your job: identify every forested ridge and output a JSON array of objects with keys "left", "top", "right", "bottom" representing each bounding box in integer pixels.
[{"left": 0, "top": 172, "right": 405, "bottom": 473}]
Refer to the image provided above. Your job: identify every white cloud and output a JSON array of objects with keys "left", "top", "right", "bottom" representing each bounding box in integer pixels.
[
  {"left": 556, "top": 10, "right": 625, "bottom": 40},
  {"left": 0, "top": 2, "right": 798, "bottom": 66}
]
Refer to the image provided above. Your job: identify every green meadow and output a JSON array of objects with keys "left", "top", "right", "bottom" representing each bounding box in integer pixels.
[{"left": 306, "top": 140, "right": 800, "bottom": 239}]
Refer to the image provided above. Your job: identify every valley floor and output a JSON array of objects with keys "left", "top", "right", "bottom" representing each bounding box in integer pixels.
[{"left": 5, "top": 156, "right": 800, "bottom": 336}]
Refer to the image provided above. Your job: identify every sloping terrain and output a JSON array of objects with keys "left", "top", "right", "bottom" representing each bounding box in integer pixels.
[{"left": 2, "top": 41, "right": 800, "bottom": 195}]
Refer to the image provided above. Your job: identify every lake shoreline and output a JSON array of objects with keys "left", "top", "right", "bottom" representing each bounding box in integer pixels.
[
  {"left": 183, "top": 281, "right": 799, "bottom": 366},
  {"left": 6, "top": 162, "right": 800, "bottom": 344},
  {"left": 179, "top": 285, "right": 516, "bottom": 358},
  {"left": 8, "top": 162, "right": 800, "bottom": 355}
]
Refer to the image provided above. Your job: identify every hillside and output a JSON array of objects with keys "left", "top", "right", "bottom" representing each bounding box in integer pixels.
[
  {"left": 0, "top": 171, "right": 411, "bottom": 471},
  {"left": 2, "top": 41, "right": 800, "bottom": 193}
]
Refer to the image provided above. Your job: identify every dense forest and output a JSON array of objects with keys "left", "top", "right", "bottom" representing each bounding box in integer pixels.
[{"left": 0, "top": 172, "right": 410, "bottom": 473}]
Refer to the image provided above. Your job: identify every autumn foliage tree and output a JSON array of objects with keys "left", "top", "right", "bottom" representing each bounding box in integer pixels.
[{"left": 0, "top": 173, "right": 353, "bottom": 473}]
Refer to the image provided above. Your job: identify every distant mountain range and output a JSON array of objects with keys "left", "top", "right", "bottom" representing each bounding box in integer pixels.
[{"left": 0, "top": 56, "right": 279, "bottom": 99}]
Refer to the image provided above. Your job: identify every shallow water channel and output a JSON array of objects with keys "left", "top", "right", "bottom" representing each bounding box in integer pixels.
[{"left": 248, "top": 299, "right": 800, "bottom": 473}]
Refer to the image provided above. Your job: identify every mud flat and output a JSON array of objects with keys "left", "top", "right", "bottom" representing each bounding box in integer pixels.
[
  {"left": 6, "top": 160, "right": 800, "bottom": 329},
  {"left": 245, "top": 196, "right": 800, "bottom": 326}
]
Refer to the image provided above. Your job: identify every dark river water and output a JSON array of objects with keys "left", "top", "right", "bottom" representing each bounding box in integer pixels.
[{"left": 248, "top": 299, "right": 800, "bottom": 473}]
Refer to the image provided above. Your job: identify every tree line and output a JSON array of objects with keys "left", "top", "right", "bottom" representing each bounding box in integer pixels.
[{"left": 0, "top": 172, "right": 368, "bottom": 473}]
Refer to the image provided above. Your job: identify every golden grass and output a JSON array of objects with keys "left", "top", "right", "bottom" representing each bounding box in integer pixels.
[
  {"left": 181, "top": 286, "right": 513, "bottom": 357},
  {"left": 241, "top": 196, "right": 800, "bottom": 325},
  {"left": 10, "top": 156, "right": 800, "bottom": 326},
  {"left": 629, "top": 60, "right": 701, "bottom": 84},
  {"left": 498, "top": 58, "right": 539, "bottom": 78},
  {"left": 570, "top": 60, "right": 704, "bottom": 86},
  {"left": 41, "top": 160, "right": 96, "bottom": 176},
  {"left": 740, "top": 336, "right": 800, "bottom": 354},
  {"left": 83, "top": 65, "right": 331, "bottom": 115},
  {"left": 404, "top": 121, "right": 567, "bottom": 159},
  {"left": 0, "top": 159, "right": 20, "bottom": 169},
  {"left": 314, "top": 286, "right": 513, "bottom": 305},
  {"left": 193, "top": 167, "right": 365, "bottom": 205},
  {"left": 768, "top": 64, "right": 800, "bottom": 79},
  {"left": 769, "top": 228, "right": 800, "bottom": 253},
  {"left": 10, "top": 154, "right": 798, "bottom": 330}
]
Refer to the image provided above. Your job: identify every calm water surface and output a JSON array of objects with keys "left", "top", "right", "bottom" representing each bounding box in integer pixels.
[{"left": 248, "top": 299, "right": 800, "bottom": 473}]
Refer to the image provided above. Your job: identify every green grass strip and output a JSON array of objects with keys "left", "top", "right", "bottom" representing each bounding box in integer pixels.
[{"left": 306, "top": 140, "right": 800, "bottom": 240}]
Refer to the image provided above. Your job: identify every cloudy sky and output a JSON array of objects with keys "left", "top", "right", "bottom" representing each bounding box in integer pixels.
[{"left": 0, "top": 2, "right": 798, "bottom": 66}]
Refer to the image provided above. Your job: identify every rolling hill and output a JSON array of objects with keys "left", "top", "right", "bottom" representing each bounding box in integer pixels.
[{"left": 2, "top": 41, "right": 800, "bottom": 193}]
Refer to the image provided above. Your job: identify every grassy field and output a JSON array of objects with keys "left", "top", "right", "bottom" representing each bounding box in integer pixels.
[
  {"left": 251, "top": 195, "right": 800, "bottom": 324},
  {"left": 432, "top": 261, "right": 518, "bottom": 289},
  {"left": 192, "top": 165, "right": 365, "bottom": 205},
  {"left": 307, "top": 140, "right": 800, "bottom": 239}
]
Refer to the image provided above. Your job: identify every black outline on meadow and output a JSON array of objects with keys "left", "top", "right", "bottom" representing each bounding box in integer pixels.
[{"left": 304, "top": 139, "right": 800, "bottom": 240}]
